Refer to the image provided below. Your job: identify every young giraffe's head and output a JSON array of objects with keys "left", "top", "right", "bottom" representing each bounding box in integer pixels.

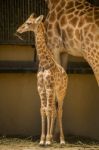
[{"left": 16, "top": 14, "right": 44, "bottom": 34}]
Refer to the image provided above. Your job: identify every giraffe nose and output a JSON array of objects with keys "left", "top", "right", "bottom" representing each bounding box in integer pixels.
[{"left": 16, "top": 28, "right": 21, "bottom": 33}]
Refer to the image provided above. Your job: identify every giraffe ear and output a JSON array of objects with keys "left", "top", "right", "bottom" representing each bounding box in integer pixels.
[
  {"left": 35, "top": 15, "right": 44, "bottom": 24},
  {"left": 29, "top": 13, "right": 36, "bottom": 18}
]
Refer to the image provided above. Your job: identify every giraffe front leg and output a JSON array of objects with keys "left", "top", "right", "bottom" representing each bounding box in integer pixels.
[
  {"left": 50, "top": 104, "right": 57, "bottom": 142},
  {"left": 43, "top": 71, "right": 55, "bottom": 145},
  {"left": 39, "top": 107, "right": 46, "bottom": 146},
  {"left": 46, "top": 108, "right": 51, "bottom": 145},
  {"left": 45, "top": 89, "right": 55, "bottom": 146},
  {"left": 37, "top": 72, "right": 46, "bottom": 146}
]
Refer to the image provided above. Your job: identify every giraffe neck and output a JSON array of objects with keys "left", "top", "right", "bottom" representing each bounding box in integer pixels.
[
  {"left": 47, "top": 0, "right": 59, "bottom": 9},
  {"left": 34, "top": 23, "right": 54, "bottom": 69},
  {"left": 45, "top": 0, "right": 93, "bottom": 57},
  {"left": 48, "top": 0, "right": 86, "bottom": 10}
]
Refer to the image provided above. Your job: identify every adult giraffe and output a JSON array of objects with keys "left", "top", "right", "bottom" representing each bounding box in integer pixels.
[{"left": 44, "top": 0, "right": 99, "bottom": 86}]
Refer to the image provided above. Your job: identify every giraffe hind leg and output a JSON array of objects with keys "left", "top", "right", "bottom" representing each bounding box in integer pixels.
[
  {"left": 57, "top": 98, "right": 65, "bottom": 145},
  {"left": 50, "top": 102, "right": 57, "bottom": 142},
  {"left": 56, "top": 74, "right": 68, "bottom": 145}
]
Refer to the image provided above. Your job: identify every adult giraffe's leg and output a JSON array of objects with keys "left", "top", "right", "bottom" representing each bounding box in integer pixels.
[
  {"left": 54, "top": 48, "right": 68, "bottom": 69},
  {"left": 83, "top": 48, "right": 99, "bottom": 86},
  {"left": 61, "top": 52, "right": 68, "bottom": 70},
  {"left": 37, "top": 72, "right": 46, "bottom": 145},
  {"left": 53, "top": 49, "right": 61, "bottom": 65}
]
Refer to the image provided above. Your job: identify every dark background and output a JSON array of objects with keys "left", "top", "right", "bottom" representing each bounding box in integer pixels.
[{"left": 0, "top": 0, "right": 47, "bottom": 45}]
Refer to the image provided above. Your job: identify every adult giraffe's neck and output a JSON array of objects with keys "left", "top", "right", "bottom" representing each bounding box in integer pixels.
[
  {"left": 47, "top": 0, "right": 59, "bottom": 9},
  {"left": 47, "top": 0, "right": 89, "bottom": 11},
  {"left": 34, "top": 23, "right": 54, "bottom": 69}
]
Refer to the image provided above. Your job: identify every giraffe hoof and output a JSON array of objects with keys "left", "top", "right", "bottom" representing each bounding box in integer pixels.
[
  {"left": 45, "top": 140, "right": 51, "bottom": 146},
  {"left": 39, "top": 140, "right": 45, "bottom": 146},
  {"left": 60, "top": 140, "right": 65, "bottom": 146}
]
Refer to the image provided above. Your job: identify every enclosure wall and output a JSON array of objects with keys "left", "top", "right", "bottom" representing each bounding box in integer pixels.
[{"left": 0, "top": 45, "right": 99, "bottom": 140}]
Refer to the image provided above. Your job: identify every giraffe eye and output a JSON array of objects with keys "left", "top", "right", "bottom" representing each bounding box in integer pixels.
[{"left": 27, "top": 22, "right": 31, "bottom": 25}]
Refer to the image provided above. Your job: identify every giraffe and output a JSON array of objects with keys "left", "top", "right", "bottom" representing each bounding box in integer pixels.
[
  {"left": 16, "top": 14, "right": 68, "bottom": 145},
  {"left": 43, "top": 0, "right": 99, "bottom": 86}
]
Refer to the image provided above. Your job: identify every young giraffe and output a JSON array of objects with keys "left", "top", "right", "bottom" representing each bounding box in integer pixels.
[
  {"left": 44, "top": 0, "right": 99, "bottom": 86},
  {"left": 16, "top": 14, "right": 68, "bottom": 145}
]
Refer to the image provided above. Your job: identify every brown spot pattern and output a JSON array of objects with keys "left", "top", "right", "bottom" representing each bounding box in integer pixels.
[
  {"left": 49, "top": 11, "right": 56, "bottom": 22},
  {"left": 70, "top": 17, "right": 78, "bottom": 27},
  {"left": 66, "top": 1, "right": 74, "bottom": 9},
  {"left": 57, "top": 9, "right": 64, "bottom": 19},
  {"left": 88, "top": 33, "right": 93, "bottom": 41},
  {"left": 60, "top": 15, "right": 67, "bottom": 27},
  {"left": 55, "top": 22, "right": 61, "bottom": 35}
]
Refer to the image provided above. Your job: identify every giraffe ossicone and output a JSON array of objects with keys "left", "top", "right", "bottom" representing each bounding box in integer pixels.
[
  {"left": 44, "top": 0, "right": 99, "bottom": 86},
  {"left": 16, "top": 14, "right": 68, "bottom": 146}
]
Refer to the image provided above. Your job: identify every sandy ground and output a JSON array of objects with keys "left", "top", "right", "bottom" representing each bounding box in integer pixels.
[{"left": 0, "top": 137, "right": 99, "bottom": 150}]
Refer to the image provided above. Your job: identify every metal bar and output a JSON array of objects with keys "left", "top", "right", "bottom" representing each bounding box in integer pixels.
[{"left": 0, "top": 0, "right": 51, "bottom": 45}]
